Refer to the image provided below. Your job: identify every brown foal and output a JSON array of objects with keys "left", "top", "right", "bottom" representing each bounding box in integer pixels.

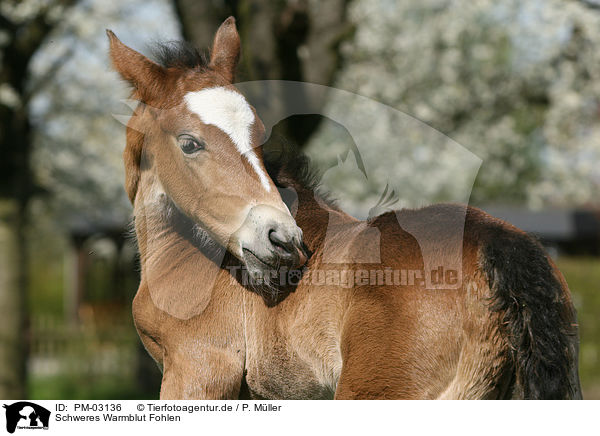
[{"left": 108, "top": 17, "right": 581, "bottom": 399}]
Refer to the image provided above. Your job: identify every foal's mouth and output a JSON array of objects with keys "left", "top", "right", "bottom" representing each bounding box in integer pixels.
[{"left": 242, "top": 248, "right": 278, "bottom": 270}]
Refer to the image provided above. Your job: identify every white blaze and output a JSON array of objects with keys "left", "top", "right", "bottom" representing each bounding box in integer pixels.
[{"left": 184, "top": 87, "right": 271, "bottom": 192}]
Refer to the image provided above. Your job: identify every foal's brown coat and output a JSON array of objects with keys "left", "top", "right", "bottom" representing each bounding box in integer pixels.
[{"left": 109, "top": 18, "right": 581, "bottom": 399}]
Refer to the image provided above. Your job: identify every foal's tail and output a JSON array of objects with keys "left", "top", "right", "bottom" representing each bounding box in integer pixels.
[{"left": 481, "top": 227, "right": 582, "bottom": 399}]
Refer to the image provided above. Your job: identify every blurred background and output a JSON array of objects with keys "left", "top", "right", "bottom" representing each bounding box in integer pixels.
[{"left": 0, "top": 0, "right": 599, "bottom": 400}]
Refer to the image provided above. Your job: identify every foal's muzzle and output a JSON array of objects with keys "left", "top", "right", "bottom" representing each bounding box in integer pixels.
[
  {"left": 236, "top": 204, "right": 308, "bottom": 276},
  {"left": 266, "top": 222, "right": 308, "bottom": 267}
]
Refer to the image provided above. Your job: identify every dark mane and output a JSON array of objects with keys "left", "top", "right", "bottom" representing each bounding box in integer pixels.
[
  {"left": 263, "top": 136, "right": 338, "bottom": 210},
  {"left": 150, "top": 40, "right": 210, "bottom": 71}
]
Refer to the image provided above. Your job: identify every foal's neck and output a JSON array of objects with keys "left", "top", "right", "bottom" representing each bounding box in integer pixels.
[
  {"left": 132, "top": 176, "right": 240, "bottom": 319},
  {"left": 133, "top": 176, "right": 228, "bottom": 271},
  {"left": 282, "top": 183, "right": 356, "bottom": 256}
]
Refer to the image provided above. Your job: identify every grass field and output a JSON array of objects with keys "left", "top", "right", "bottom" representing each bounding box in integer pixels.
[{"left": 556, "top": 257, "right": 600, "bottom": 399}]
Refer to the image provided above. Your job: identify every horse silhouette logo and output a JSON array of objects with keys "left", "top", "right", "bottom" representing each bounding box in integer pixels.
[{"left": 2, "top": 402, "right": 50, "bottom": 433}]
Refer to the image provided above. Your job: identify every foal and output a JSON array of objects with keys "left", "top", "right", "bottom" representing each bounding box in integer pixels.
[{"left": 108, "top": 17, "right": 581, "bottom": 399}]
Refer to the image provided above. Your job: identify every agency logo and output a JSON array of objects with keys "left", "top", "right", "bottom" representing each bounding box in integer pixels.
[{"left": 2, "top": 402, "right": 50, "bottom": 434}]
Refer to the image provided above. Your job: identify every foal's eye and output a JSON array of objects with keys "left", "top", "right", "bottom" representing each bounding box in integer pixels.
[{"left": 178, "top": 135, "right": 205, "bottom": 155}]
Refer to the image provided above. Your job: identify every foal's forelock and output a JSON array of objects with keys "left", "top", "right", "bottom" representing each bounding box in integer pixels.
[{"left": 183, "top": 87, "right": 271, "bottom": 192}]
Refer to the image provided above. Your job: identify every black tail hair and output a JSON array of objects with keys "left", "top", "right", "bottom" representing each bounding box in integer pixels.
[{"left": 481, "top": 227, "right": 578, "bottom": 399}]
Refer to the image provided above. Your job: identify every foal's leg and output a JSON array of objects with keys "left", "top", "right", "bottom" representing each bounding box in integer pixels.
[
  {"left": 133, "top": 278, "right": 246, "bottom": 399},
  {"left": 334, "top": 355, "right": 430, "bottom": 399},
  {"left": 333, "top": 305, "right": 432, "bottom": 399},
  {"left": 333, "top": 290, "right": 463, "bottom": 399}
]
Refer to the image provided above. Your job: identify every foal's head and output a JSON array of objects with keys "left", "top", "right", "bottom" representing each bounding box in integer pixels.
[{"left": 108, "top": 17, "right": 307, "bottom": 277}]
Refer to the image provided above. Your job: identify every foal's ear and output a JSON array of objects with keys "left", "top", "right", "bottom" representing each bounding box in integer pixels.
[
  {"left": 209, "top": 17, "right": 241, "bottom": 83},
  {"left": 107, "top": 30, "right": 166, "bottom": 102}
]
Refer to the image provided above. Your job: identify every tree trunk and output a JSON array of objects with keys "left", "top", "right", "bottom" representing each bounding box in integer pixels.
[
  {"left": 173, "top": 0, "right": 352, "bottom": 148},
  {"left": 0, "top": 103, "right": 32, "bottom": 400},
  {"left": 0, "top": 0, "right": 79, "bottom": 399},
  {"left": 0, "top": 199, "right": 28, "bottom": 399}
]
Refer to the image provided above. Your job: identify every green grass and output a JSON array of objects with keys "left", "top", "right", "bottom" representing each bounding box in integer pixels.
[{"left": 556, "top": 256, "right": 600, "bottom": 399}]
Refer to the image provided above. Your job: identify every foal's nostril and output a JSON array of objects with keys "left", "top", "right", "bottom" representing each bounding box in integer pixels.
[
  {"left": 268, "top": 228, "right": 295, "bottom": 256},
  {"left": 267, "top": 227, "right": 308, "bottom": 268}
]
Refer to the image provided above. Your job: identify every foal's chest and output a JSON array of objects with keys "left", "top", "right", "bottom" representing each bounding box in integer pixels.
[
  {"left": 242, "top": 294, "right": 342, "bottom": 400},
  {"left": 244, "top": 340, "right": 337, "bottom": 400}
]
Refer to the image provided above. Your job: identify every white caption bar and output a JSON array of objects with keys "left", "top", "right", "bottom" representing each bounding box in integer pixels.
[{"left": 0, "top": 400, "right": 595, "bottom": 436}]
